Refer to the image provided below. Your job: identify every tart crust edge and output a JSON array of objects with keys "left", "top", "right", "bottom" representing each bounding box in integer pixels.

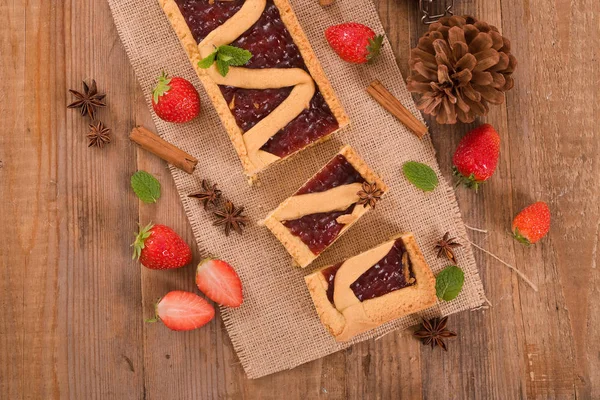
[
  {"left": 305, "top": 233, "right": 437, "bottom": 342},
  {"left": 158, "top": 0, "right": 349, "bottom": 178},
  {"left": 263, "top": 145, "right": 388, "bottom": 268}
]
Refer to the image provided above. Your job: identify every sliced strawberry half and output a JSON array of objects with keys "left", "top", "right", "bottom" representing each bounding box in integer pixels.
[
  {"left": 196, "top": 258, "right": 243, "bottom": 308},
  {"left": 147, "top": 291, "right": 215, "bottom": 331}
]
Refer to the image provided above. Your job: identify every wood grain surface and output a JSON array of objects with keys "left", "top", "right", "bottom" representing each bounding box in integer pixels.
[{"left": 1, "top": 0, "right": 598, "bottom": 399}]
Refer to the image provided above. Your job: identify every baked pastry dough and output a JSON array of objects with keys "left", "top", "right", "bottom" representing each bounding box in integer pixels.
[
  {"left": 305, "top": 233, "right": 437, "bottom": 342},
  {"left": 263, "top": 145, "right": 388, "bottom": 267},
  {"left": 159, "top": 0, "right": 349, "bottom": 178}
]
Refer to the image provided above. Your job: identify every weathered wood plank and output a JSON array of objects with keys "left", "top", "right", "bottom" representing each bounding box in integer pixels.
[
  {"left": 0, "top": 1, "right": 29, "bottom": 398},
  {"left": 0, "top": 0, "right": 146, "bottom": 398},
  {"left": 501, "top": 0, "right": 600, "bottom": 398}
]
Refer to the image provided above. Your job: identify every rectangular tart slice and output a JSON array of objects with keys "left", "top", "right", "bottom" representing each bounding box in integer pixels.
[
  {"left": 159, "top": 0, "right": 349, "bottom": 178},
  {"left": 263, "top": 145, "right": 388, "bottom": 267},
  {"left": 305, "top": 233, "right": 437, "bottom": 342}
]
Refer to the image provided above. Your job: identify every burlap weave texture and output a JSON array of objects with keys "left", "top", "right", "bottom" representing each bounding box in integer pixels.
[{"left": 108, "top": 0, "right": 486, "bottom": 379}]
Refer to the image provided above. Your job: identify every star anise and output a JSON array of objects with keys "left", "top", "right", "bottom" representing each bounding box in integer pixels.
[
  {"left": 357, "top": 182, "right": 383, "bottom": 208},
  {"left": 188, "top": 180, "right": 222, "bottom": 209},
  {"left": 435, "top": 232, "right": 462, "bottom": 262},
  {"left": 86, "top": 121, "right": 111, "bottom": 148},
  {"left": 213, "top": 200, "right": 249, "bottom": 236},
  {"left": 67, "top": 80, "right": 107, "bottom": 120},
  {"left": 414, "top": 316, "right": 457, "bottom": 351}
]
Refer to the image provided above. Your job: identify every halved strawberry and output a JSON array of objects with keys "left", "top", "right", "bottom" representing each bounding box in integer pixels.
[
  {"left": 147, "top": 291, "right": 215, "bottom": 331},
  {"left": 196, "top": 258, "right": 243, "bottom": 308}
]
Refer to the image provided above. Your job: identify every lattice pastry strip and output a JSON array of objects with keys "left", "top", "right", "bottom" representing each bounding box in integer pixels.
[{"left": 159, "top": 0, "right": 349, "bottom": 177}]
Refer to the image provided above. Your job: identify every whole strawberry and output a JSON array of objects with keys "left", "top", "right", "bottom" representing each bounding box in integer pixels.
[
  {"left": 512, "top": 201, "right": 550, "bottom": 245},
  {"left": 325, "top": 23, "right": 383, "bottom": 64},
  {"left": 452, "top": 124, "right": 500, "bottom": 191},
  {"left": 132, "top": 223, "right": 192, "bottom": 269},
  {"left": 147, "top": 291, "right": 215, "bottom": 331},
  {"left": 152, "top": 72, "right": 200, "bottom": 123}
]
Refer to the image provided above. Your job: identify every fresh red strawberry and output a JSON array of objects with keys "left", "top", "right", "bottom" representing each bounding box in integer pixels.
[
  {"left": 132, "top": 223, "right": 192, "bottom": 270},
  {"left": 152, "top": 72, "right": 200, "bottom": 123},
  {"left": 325, "top": 23, "right": 384, "bottom": 64},
  {"left": 196, "top": 258, "right": 243, "bottom": 307},
  {"left": 452, "top": 124, "right": 501, "bottom": 191},
  {"left": 512, "top": 201, "right": 551, "bottom": 245},
  {"left": 147, "top": 291, "right": 215, "bottom": 331}
]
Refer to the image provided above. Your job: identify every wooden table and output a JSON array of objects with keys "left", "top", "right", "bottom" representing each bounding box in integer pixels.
[{"left": 1, "top": 0, "right": 598, "bottom": 399}]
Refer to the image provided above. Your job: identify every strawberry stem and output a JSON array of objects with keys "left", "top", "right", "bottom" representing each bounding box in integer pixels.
[{"left": 145, "top": 299, "right": 161, "bottom": 323}]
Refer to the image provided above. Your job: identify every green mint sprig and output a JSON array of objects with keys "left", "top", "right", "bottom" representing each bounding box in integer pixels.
[
  {"left": 131, "top": 171, "right": 161, "bottom": 204},
  {"left": 198, "top": 45, "right": 252, "bottom": 77},
  {"left": 435, "top": 265, "right": 465, "bottom": 301},
  {"left": 402, "top": 161, "right": 439, "bottom": 192}
]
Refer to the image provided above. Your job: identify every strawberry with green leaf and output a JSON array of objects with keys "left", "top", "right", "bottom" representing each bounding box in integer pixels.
[
  {"left": 512, "top": 201, "right": 551, "bottom": 245},
  {"left": 325, "top": 22, "right": 384, "bottom": 64},
  {"left": 452, "top": 124, "right": 500, "bottom": 191},
  {"left": 198, "top": 45, "right": 253, "bottom": 77},
  {"left": 152, "top": 72, "right": 200, "bottom": 123},
  {"left": 132, "top": 223, "right": 192, "bottom": 270}
]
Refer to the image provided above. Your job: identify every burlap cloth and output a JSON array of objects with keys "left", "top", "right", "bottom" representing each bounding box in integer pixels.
[{"left": 108, "top": 0, "right": 486, "bottom": 379}]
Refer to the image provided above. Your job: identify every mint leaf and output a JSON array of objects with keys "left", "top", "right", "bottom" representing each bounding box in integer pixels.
[
  {"left": 198, "top": 51, "right": 216, "bottom": 69},
  {"left": 217, "top": 53, "right": 233, "bottom": 63},
  {"left": 216, "top": 59, "right": 229, "bottom": 77},
  {"left": 435, "top": 266, "right": 465, "bottom": 301},
  {"left": 198, "top": 45, "right": 252, "bottom": 76},
  {"left": 217, "top": 45, "right": 252, "bottom": 66},
  {"left": 402, "top": 161, "right": 439, "bottom": 192},
  {"left": 131, "top": 171, "right": 161, "bottom": 204}
]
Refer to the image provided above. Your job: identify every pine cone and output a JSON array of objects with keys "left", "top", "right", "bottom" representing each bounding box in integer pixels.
[{"left": 407, "top": 15, "right": 517, "bottom": 124}]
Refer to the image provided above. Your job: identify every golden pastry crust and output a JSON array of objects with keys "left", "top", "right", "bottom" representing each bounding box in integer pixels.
[
  {"left": 158, "top": 0, "right": 349, "bottom": 178},
  {"left": 262, "top": 145, "right": 389, "bottom": 268},
  {"left": 305, "top": 233, "right": 437, "bottom": 342}
]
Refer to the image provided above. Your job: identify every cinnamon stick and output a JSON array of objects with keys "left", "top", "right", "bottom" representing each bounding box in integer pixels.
[
  {"left": 367, "top": 80, "right": 428, "bottom": 138},
  {"left": 319, "top": 0, "right": 335, "bottom": 6},
  {"left": 129, "top": 126, "right": 198, "bottom": 174}
]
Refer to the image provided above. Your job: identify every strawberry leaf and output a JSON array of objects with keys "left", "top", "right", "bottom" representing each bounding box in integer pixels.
[
  {"left": 512, "top": 228, "right": 532, "bottom": 246},
  {"left": 435, "top": 266, "right": 465, "bottom": 301},
  {"left": 152, "top": 72, "right": 172, "bottom": 104},
  {"left": 131, "top": 171, "right": 161, "bottom": 203},
  {"left": 366, "top": 34, "right": 384, "bottom": 64},
  {"left": 452, "top": 166, "right": 482, "bottom": 192},
  {"left": 132, "top": 222, "right": 154, "bottom": 260},
  {"left": 402, "top": 161, "right": 439, "bottom": 192}
]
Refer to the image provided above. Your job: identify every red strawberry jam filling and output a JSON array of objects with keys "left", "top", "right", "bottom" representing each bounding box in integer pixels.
[
  {"left": 321, "top": 239, "right": 417, "bottom": 305},
  {"left": 282, "top": 155, "right": 364, "bottom": 254},
  {"left": 283, "top": 205, "right": 356, "bottom": 255},
  {"left": 295, "top": 155, "right": 365, "bottom": 195},
  {"left": 322, "top": 262, "right": 342, "bottom": 303},
  {"left": 174, "top": 0, "right": 339, "bottom": 158}
]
